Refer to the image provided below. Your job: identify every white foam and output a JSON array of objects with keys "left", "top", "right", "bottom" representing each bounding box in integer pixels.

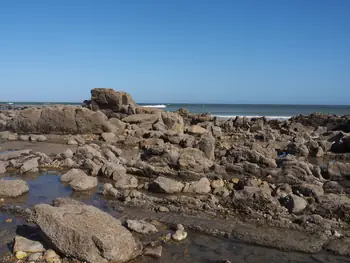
[
  {"left": 213, "top": 115, "right": 291, "bottom": 120},
  {"left": 141, "top": 104, "right": 167, "bottom": 108}
]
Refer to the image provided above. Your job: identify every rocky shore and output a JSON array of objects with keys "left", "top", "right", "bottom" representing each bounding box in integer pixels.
[{"left": 1, "top": 88, "right": 350, "bottom": 263}]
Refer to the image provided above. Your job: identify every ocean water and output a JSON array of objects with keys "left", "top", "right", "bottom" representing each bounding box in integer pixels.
[{"left": 1, "top": 102, "right": 350, "bottom": 120}]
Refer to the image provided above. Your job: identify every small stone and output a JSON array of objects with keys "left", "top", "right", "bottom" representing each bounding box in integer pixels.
[
  {"left": 67, "top": 139, "right": 78, "bottom": 145},
  {"left": 157, "top": 206, "right": 169, "bottom": 212},
  {"left": 5, "top": 218, "right": 12, "bottom": 223},
  {"left": 43, "top": 249, "right": 60, "bottom": 263},
  {"left": 126, "top": 219, "right": 158, "bottom": 234},
  {"left": 28, "top": 252, "right": 43, "bottom": 261},
  {"left": 333, "top": 230, "right": 342, "bottom": 238},
  {"left": 232, "top": 178, "right": 240, "bottom": 184},
  {"left": 172, "top": 230, "right": 188, "bottom": 241},
  {"left": 144, "top": 246, "right": 162, "bottom": 258},
  {"left": 13, "top": 236, "right": 45, "bottom": 253},
  {"left": 176, "top": 224, "right": 185, "bottom": 231},
  {"left": 211, "top": 179, "right": 224, "bottom": 189},
  {"left": 15, "top": 251, "right": 28, "bottom": 260}
]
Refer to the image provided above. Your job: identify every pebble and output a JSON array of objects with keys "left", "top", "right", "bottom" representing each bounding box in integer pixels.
[
  {"left": 43, "top": 249, "right": 60, "bottom": 263},
  {"left": 144, "top": 245, "right": 163, "bottom": 258},
  {"left": 172, "top": 230, "right": 188, "bottom": 241},
  {"left": 176, "top": 224, "right": 185, "bottom": 231},
  {"left": 15, "top": 251, "right": 28, "bottom": 260},
  {"left": 157, "top": 206, "right": 169, "bottom": 212},
  {"left": 333, "top": 230, "right": 342, "bottom": 238},
  {"left": 28, "top": 252, "right": 43, "bottom": 261}
]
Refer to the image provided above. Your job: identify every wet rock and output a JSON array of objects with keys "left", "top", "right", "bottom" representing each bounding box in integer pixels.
[
  {"left": 13, "top": 236, "right": 45, "bottom": 253},
  {"left": 114, "top": 174, "right": 138, "bottom": 189},
  {"left": 150, "top": 176, "right": 184, "bottom": 194},
  {"left": 186, "top": 125, "right": 208, "bottom": 135},
  {"left": 184, "top": 178, "right": 211, "bottom": 194},
  {"left": 126, "top": 219, "right": 158, "bottom": 234},
  {"left": 0, "top": 179, "right": 29, "bottom": 197},
  {"left": 61, "top": 168, "right": 98, "bottom": 191},
  {"left": 33, "top": 203, "right": 141, "bottom": 263},
  {"left": 172, "top": 230, "right": 188, "bottom": 241},
  {"left": 20, "top": 157, "right": 39, "bottom": 173},
  {"left": 144, "top": 245, "right": 162, "bottom": 258}
]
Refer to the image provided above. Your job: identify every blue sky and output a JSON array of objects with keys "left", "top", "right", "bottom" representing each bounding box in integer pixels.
[{"left": 0, "top": 0, "right": 349, "bottom": 104}]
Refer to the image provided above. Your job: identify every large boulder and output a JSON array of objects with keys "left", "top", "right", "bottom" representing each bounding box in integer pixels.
[
  {"left": 7, "top": 106, "right": 108, "bottom": 134},
  {"left": 0, "top": 179, "right": 29, "bottom": 197},
  {"left": 179, "top": 148, "right": 214, "bottom": 173},
  {"left": 149, "top": 176, "right": 184, "bottom": 194},
  {"left": 87, "top": 88, "right": 137, "bottom": 117},
  {"left": 33, "top": 203, "right": 141, "bottom": 263},
  {"left": 61, "top": 169, "right": 98, "bottom": 191}
]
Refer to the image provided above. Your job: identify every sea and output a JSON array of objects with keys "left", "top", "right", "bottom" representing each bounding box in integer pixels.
[{"left": 1, "top": 102, "right": 350, "bottom": 120}]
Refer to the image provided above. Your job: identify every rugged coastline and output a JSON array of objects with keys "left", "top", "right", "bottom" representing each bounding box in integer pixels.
[{"left": 1, "top": 88, "right": 350, "bottom": 262}]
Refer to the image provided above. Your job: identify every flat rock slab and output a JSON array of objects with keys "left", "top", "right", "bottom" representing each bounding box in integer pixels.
[
  {"left": 33, "top": 203, "right": 141, "bottom": 263},
  {"left": 0, "top": 179, "right": 29, "bottom": 197},
  {"left": 126, "top": 219, "right": 158, "bottom": 235},
  {"left": 13, "top": 236, "right": 45, "bottom": 253}
]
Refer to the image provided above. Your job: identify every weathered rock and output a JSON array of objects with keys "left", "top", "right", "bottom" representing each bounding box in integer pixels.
[
  {"left": 186, "top": 125, "right": 208, "bottom": 135},
  {"left": 13, "top": 236, "right": 45, "bottom": 253},
  {"left": 323, "top": 181, "right": 344, "bottom": 194},
  {"left": 19, "top": 135, "right": 29, "bottom": 141},
  {"left": 184, "top": 178, "right": 211, "bottom": 194},
  {"left": 0, "top": 149, "right": 31, "bottom": 161},
  {"left": 28, "top": 252, "right": 43, "bottom": 261},
  {"left": 123, "top": 114, "right": 161, "bottom": 130},
  {"left": 198, "top": 135, "right": 215, "bottom": 160},
  {"left": 179, "top": 148, "right": 213, "bottom": 173},
  {"left": 101, "top": 132, "right": 117, "bottom": 142},
  {"left": 101, "top": 162, "right": 127, "bottom": 179},
  {"left": 0, "top": 179, "right": 29, "bottom": 197},
  {"left": 126, "top": 219, "right": 158, "bottom": 234},
  {"left": 15, "top": 251, "right": 28, "bottom": 260},
  {"left": 327, "top": 162, "right": 350, "bottom": 180},
  {"left": 211, "top": 179, "right": 224, "bottom": 189},
  {"left": 20, "top": 157, "right": 39, "bottom": 173},
  {"left": 150, "top": 176, "right": 184, "bottom": 194},
  {"left": 43, "top": 249, "right": 60, "bottom": 262},
  {"left": 33, "top": 203, "right": 141, "bottom": 263},
  {"left": 114, "top": 174, "right": 138, "bottom": 189},
  {"left": 281, "top": 194, "right": 308, "bottom": 213},
  {"left": 161, "top": 112, "right": 184, "bottom": 133},
  {"left": 0, "top": 161, "right": 6, "bottom": 174},
  {"left": 61, "top": 169, "right": 98, "bottom": 191},
  {"left": 88, "top": 88, "right": 137, "bottom": 116},
  {"left": 76, "top": 144, "right": 102, "bottom": 160}
]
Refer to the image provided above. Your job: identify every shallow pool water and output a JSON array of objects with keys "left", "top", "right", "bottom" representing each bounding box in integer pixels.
[{"left": 0, "top": 172, "right": 350, "bottom": 263}]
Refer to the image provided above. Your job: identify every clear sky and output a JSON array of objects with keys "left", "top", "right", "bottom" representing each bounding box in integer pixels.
[{"left": 0, "top": 0, "right": 349, "bottom": 104}]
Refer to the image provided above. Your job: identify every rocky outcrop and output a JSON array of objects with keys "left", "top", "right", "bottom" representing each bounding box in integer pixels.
[
  {"left": 7, "top": 106, "right": 109, "bottom": 134},
  {"left": 33, "top": 203, "right": 141, "bottom": 263}
]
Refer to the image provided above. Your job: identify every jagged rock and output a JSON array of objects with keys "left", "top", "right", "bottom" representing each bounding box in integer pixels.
[
  {"left": 150, "top": 176, "right": 184, "bottom": 194},
  {"left": 126, "top": 219, "right": 158, "bottom": 234},
  {"left": 13, "top": 236, "right": 45, "bottom": 253},
  {"left": 0, "top": 179, "right": 29, "bottom": 197},
  {"left": 33, "top": 203, "right": 141, "bottom": 263},
  {"left": 67, "top": 139, "right": 78, "bottom": 145}
]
